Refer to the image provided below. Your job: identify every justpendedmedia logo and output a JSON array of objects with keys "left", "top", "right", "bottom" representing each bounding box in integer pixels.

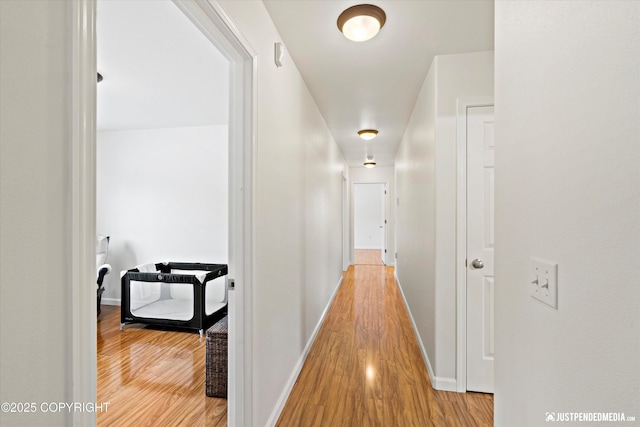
[{"left": 545, "top": 411, "right": 636, "bottom": 423}]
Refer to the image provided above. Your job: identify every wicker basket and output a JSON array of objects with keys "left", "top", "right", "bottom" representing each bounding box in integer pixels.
[{"left": 205, "top": 315, "right": 228, "bottom": 398}]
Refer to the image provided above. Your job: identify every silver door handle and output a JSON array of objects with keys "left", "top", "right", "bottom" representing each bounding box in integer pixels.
[{"left": 471, "top": 259, "right": 484, "bottom": 269}]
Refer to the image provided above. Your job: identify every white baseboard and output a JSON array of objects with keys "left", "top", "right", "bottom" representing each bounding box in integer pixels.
[
  {"left": 434, "top": 377, "right": 458, "bottom": 392},
  {"left": 394, "top": 272, "right": 458, "bottom": 393},
  {"left": 265, "top": 274, "right": 344, "bottom": 427},
  {"left": 101, "top": 297, "right": 121, "bottom": 306}
]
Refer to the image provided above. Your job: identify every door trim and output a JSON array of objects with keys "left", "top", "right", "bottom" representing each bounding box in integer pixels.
[
  {"left": 70, "top": 1, "right": 97, "bottom": 424},
  {"left": 70, "top": 1, "right": 256, "bottom": 425},
  {"left": 455, "top": 96, "right": 494, "bottom": 393},
  {"left": 342, "top": 172, "right": 349, "bottom": 271},
  {"left": 171, "top": 3, "right": 256, "bottom": 424}
]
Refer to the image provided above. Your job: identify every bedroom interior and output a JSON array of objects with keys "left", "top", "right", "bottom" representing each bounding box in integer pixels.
[{"left": 95, "top": 0, "right": 232, "bottom": 424}]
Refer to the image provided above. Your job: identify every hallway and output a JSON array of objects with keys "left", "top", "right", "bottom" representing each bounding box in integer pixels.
[{"left": 276, "top": 265, "right": 493, "bottom": 426}]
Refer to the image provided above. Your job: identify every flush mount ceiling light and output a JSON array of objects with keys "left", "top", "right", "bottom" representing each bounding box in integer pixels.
[
  {"left": 363, "top": 155, "right": 377, "bottom": 168},
  {"left": 358, "top": 129, "right": 379, "bottom": 140},
  {"left": 337, "top": 4, "right": 386, "bottom": 42}
]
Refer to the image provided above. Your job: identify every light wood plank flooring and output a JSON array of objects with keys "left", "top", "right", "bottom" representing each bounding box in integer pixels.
[
  {"left": 97, "top": 264, "right": 492, "bottom": 426},
  {"left": 276, "top": 265, "right": 494, "bottom": 426},
  {"left": 97, "top": 305, "right": 227, "bottom": 426},
  {"left": 354, "top": 249, "right": 385, "bottom": 265}
]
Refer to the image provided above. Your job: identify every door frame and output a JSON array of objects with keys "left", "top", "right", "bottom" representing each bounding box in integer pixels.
[
  {"left": 380, "top": 183, "right": 387, "bottom": 264},
  {"left": 455, "top": 96, "right": 494, "bottom": 393},
  {"left": 342, "top": 172, "right": 350, "bottom": 270},
  {"left": 69, "top": 1, "right": 256, "bottom": 425}
]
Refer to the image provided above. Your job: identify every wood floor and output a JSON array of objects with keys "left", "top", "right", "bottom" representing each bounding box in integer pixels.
[
  {"left": 354, "top": 249, "right": 385, "bottom": 265},
  {"left": 97, "top": 305, "right": 227, "bottom": 426},
  {"left": 97, "top": 264, "right": 492, "bottom": 426},
  {"left": 276, "top": 265, "right": 494, "bottom": 426}
]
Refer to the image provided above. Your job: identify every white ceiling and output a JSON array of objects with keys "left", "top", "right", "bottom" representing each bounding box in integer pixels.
[
  {"left": 96, "top": 0, "right": 229, "bottom": 132},
  {"left": 263, "top": 0, "right": 494, "bottom": 167},
  {"left": 97, "top": 0, "right": 493, "bottom": 167}
]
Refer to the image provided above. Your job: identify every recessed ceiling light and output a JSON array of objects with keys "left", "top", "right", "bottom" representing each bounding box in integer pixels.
[
  {"left": 358, "top": 129, "right": 379, "bottom": 140},
  {"left": 363, "top": 155, "right": 377, "bottom": 168},
  {"left": 337, "top": 4, "right": 386, "bottom": 42}
]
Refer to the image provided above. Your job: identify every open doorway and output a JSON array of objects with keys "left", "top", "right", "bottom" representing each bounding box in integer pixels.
[
  {"left": 70, "top": 0, "right": 255, "bottom": 425},
  {"left": 95, "top": 0, "right": 230, "bottom": 422},
  {"left": 353, "top": 183, "right": 386, "bottom": 265}
]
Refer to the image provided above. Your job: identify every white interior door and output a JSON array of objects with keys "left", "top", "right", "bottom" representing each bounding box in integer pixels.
[
  {"left": 466, "top": 105, "right": 495, "bottom": 393},
  {"left": 354, "top": 183, "right": 384, "bottom": 251}
]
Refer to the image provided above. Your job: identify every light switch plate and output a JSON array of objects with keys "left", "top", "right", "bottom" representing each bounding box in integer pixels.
[{"left": 530, "top": 258, "right": 558, "bottom": 308}]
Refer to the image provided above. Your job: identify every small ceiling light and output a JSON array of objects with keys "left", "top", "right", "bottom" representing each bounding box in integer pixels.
[
  {"left": 363, "top": 155, "right": 377, "bottom": 168},
  {"left": 358, "top": 129, "right": 378, "bottom": 140},
  {"left": 337, "top": 4, "right": 386, "bottom": 42}
]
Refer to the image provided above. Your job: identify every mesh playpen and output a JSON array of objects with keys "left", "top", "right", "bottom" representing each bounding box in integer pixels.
[{"left": 120, "top": 262, "right": 228, "bottom": 336}]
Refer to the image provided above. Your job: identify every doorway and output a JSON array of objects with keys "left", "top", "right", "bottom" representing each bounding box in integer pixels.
[
  {"left": 343, "top": 174, "right": 350, "bottom": 270},
  {"left": 353, "top": 183, "right": 386, "bottom": 265},
  {"left": 96, "top": 0, "right": 230, "bottom": 305},
  {"left": 456, "top": 97, "right": 495, "bottom": 394},
  {"left": 70, "top": 0, "right": 255, "bottom": 425}
]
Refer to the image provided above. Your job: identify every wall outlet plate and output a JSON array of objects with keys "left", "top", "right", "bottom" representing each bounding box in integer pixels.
[{"left": 530, "top": 258, "right": 558, "bottom": 308}]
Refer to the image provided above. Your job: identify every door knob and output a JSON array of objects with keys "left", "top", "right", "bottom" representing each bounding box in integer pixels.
[{"left": 471, "top": 259, "right": 484, "bottom": 269}]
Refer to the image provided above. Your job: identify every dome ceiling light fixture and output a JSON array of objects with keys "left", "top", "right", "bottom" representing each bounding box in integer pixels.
[
  {"left": 337, "top": 4, "right": 386, "bottom": 42},
  {"left": 358, "top": 129, "right": 379, "bottom": 140},
  {"left": 363, "top": 155, "right": 377, "bottom": 168}
]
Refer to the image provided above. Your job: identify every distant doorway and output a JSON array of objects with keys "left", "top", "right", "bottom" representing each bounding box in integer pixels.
[{"left": 353, "top": 183, "right": 386, "bottom": 265}]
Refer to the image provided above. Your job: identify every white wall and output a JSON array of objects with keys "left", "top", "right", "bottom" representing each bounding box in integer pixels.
[
  {"left": 395, "top": 51, "right": 494, "bottom": 390},
  {"left": 96, "top": 125, "right": 228, "bottom": 302},
  {"left": 0, "top": 1, "right": 71, "bottom": 426},
  {"left": 350, "top": 166, "right": 396, "bottom": 265},
  {"left": 354, "top": 184, "right": 384, "bottom": 250},
  {"left": 395, "top": 62, "right": 437, "bottom": 384},
  {"left": 494, "top": 2, "right": 639, "bottom": 425},
  {"left": 217, "top": 2, "right": 346, "bottom": 425}
]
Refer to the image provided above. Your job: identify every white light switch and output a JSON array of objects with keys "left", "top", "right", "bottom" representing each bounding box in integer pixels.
[{"left": 530, "top": 258, "right": 558, "bottom": 308}]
